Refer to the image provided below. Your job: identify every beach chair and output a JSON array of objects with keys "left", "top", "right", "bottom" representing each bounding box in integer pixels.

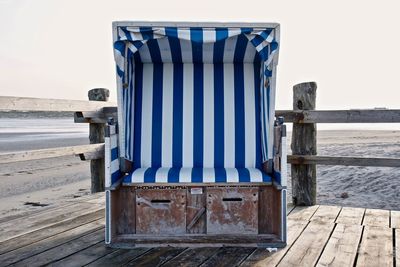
[{"left": 105, "top": 21, "right": 287, "bottom": 247}]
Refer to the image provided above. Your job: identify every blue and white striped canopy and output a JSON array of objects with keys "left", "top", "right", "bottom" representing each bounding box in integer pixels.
[{"left": 113, "top": 22, "right": 279, "bottom": 184}]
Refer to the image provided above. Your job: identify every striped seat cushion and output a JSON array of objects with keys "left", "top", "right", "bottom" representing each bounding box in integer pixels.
[{"left": 124, "top": 167, "right": 271, "bottom": 184}]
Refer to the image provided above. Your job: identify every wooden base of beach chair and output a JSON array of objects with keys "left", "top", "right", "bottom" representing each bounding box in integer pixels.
[{"left": 105, "top": 185, "right": 287, "bottom": 248}]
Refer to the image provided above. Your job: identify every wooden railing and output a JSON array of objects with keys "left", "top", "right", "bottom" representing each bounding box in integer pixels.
[{"left": 0, "top": 83, "right": 399, "bottom": 202}]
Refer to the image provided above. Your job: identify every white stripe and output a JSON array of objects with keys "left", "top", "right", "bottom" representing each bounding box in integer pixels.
[
  {"left": 202, "top": 43, "right": 214, "bottom": 63},
  {"left": 281, "top": 136, "right": 287, "bottom": 187},
  {"left": 225, "top": 168, "right": 239, "bottom": 183},
  {"left": 177, "top": 29, "right": 191, "bottom": 40},
  {"left": 129, "top": 61, "right": 135, "bottom": 159},
  {"left": 180, "top": 39, "right": 192, "bottom": 63},
  {"left": 155, "top": 167, "right": 170, "bottom": 183},
  {"left": 244, "top": 64, "right": 256, "bottom": 167},
  {"left": 111, "top": 159, "right": 119, "bottom": 174},
  {"left": 110, "top": 134, "right": 118, "bottom": 148},
  {"left": 248, "top": 168, "right": 263, "bottom": 182},
  {"left": 223, "top": 64, "right": 235, "bottom": 168},
  {"left": 243, "top": 40, "right": 257, "bottom": 63},
  {"left": 179, "top": 167, "right": 192, "bottom": 183},
  {"left": 131, "top": 168, "right": 147, "bottom": 183},
  {"left": 161, "top": 63, "right": 173, "bottom": 167},
  {"left": 223, "top": 35, "right": 237, "bottom": 62},
  {"left": 182, "top": 64, "right": 194, "bottom": 167},
  {"left": 137, "top": 43, "right": 152, "bottom": 63},
  {"left": 157, "top": 38, "right": 172, "bottom": 62},
  {"left": 203, "top": 168, "right": 215, "bottom": 183},
  {"left": 140, "top": 64, "right": 153, "bottom": 167},
  {"left": 202, "top": 29, "right": 216, "bottom": 42},
  {"left": 203, "top": 64, "right": 214, "bottom": 167}
]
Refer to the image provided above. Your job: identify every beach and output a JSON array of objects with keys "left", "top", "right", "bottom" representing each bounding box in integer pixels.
[{"left": 0, "top": 115, "right": 399, "bottom": 218}]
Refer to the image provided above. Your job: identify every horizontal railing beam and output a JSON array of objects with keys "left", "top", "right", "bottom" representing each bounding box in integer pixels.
[
  {"left": 276, "top": 109, "right": 400, "bottom": 123},
  {"left": 288, "top": 155, "right": 400, "bottom": 167},
  {"left": 0, "top": 96, "right": 116, "bottom": 112},
  {"left": 0, "top": 144, "right": 105, "bottom": 164}
]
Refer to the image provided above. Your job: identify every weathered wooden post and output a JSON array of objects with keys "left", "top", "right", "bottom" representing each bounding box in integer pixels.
[
  {"left": 88, "top": 88, "right": 110, "bottom": 193},
  {"left": 291, "top": 82, "right": 317, "bottom": 206}
]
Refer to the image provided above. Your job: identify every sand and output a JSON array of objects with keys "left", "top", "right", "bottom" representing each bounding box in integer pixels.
[{"left": 0, "top": 129, "right": 399, "bottom": 219}]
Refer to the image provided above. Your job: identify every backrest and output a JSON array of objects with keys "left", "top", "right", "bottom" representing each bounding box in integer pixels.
[
  {"left": 132, "top": 61, "right": 262, "bottom": 169},
  {"left": 114, "top": 24, "right": 280, "bottom": 171}
]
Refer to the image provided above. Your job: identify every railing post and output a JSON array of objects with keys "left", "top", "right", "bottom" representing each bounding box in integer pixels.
[
  {"left": 88, "top": 88, "right": 109, "bottom": 193},
  {"left": 291, "top": 82, "right": 317, "bottom": 206}
]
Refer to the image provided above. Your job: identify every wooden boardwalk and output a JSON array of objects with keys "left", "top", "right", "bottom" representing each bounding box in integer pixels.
[{"left": 0, "top": 194, "right": 398, "bottom": 267}]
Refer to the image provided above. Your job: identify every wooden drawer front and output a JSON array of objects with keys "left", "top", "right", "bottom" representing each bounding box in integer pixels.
[
  {"left": 136, "top": 189, "right": 186, "bottom": 234},
  {"left": 207, "top": 187, "right": 258, "bottom": 234}
]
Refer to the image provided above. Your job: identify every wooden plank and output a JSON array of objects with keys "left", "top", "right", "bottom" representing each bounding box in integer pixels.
[
  {"left": 276, "top": 109, "right": 400, "bottom": 123},
  {"left": 390, "top": 210, "right": 400, "bottom": 228},
  {"left": 47, "top": 241, "right": 116, "bottom": 266},
  {"left": 162, "top": 248, "right": 218, "bottom": 267},
  {"left": 86, "top": 248, "right": 150, "bottom": 266},
  {"left": 363, "top": 209, "right": 390, "bottom": 227},
  {"left": 316, "top": 224, "right": 363, "bottom": 267},
  {"left": 277, "top": 221, "right": 335, "bottom": 267},
  {"left": 0, "top": 209, "right": 104, "bottom": 255},
  {"left": 0, "top": 219, "right": 103, "bottom": 266},
  {"left": 200, "top": 247, "right": 255, "bottom": 267},
  {"left": 291, "top": 82, "right": 317, "bottom": 206},
  {"left": 336, "top": 207, "right": 365, "bottom": 225},
  {"left": 0, "top": 202, "right": 103, "bottom": 242},
  {"left": 240, "top": 220, "right": 309, "bottom": 267},
  {"left": 310, "top": 205, "right": 341, "bottom": 223},
  {"left": 288, "top": 155, "right": 400, "bottom": 167},
  {"left": 356, "top": 226, "right": 393, "bottom": 267},
  {"left": 0, "top": 144, "right": 104, "bottom": 164},
  {"left": 0, "top": 96, "right": 116, "bottom": 112},
  {"left": 125, "top": 247, "right": 185, "bottom": 266},
  {"left": 288, "top": 205, "right": 319, "bottom": 221}
]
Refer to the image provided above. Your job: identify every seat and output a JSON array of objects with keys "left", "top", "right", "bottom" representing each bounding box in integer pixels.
[{"left": 124, "top": 167, "right": 272, "bottom": 183}]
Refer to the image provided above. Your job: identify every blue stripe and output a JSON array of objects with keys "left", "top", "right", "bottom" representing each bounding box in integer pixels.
[
  {"left": 147, "top": 40, "right": 163, "bottom": 168},
  {"left": 233, "top": 35, "right": 248, "bottom": 168},
  {"left": 214, "top": 29, "right": 228, "bottom": 63},
  {"left": 139, "top": 27, "right": 154, "bottom": 40},
  {"left": 143, "top": 167, "right": 158, "bottom": 183},
  {"left": 168, "top": 167, "right": 181, "bottom": 183},
  {"left": 214, "top": 168, "right": 227, "bottom": 183},
  {"left": 111, "top": 170, "right": 122, "bottom": 184},
  {"left": 111, "top": 148, "right": 118, "bottom": 161},
  {"left": 237, "top": 168, "right": 250, "bottom": 182},
  {"left": 191, "top": 168, "right": 203, "bottom": 183},
  {"left": 191, "top": 28, "right": 204, "bottom": 168},
  {"left": 166, "top": 27, "right": 182, "bottom": 63},
  {"left": 172, "top": 63, "right": 183, "bottom": 167},
  {"left": 133, "top": 61, "right": 143, "bottom": 168},
  {"left": 254, "top": 62, "right": 262, "bottom": 169}
]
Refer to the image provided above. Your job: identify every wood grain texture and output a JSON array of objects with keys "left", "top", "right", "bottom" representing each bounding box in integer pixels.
[
  {"left": 336, "top": 207, "right": 365, "bottom": 225},
  {"left": 390, "top": 210, "right": 400, "bottom": 228},
  {"left": 291, "top": 81, "right": 317, "bottom": 206},
  {"left": 86, "top": 248, "right": 150, "bottom": 266},
  {"left": 162, "top": 248, "right": 218, "bottom": 267},
  {"left": 310, "top": 205, "right": 341, "bottom": 223},
  {"left": 200, "top": 247, "right": 255, "bottom": 267},
  {"left": 316, "top": 224, "right": 363, "bottom": 267},
  {"left": 240, "top": 219, "right": 309, "bottom": 267},
  {"left": 288, "top": 205, "right": 319, "bottom": 221},
  {"left": 288, "top": 155, "right": 400, "bottom": 167},
  {"left": 277, "top": 221, "right": 334, "bottom": 267},
  {"left": 363, "top": 209, "right": 390, "bottom": 227},
  {"left": 0, "top": 220, "right": 103, "bottom": 266},
  {"left": 356, "top": 226, "right": 393, "bottom": 267},
  {"left": 0, "top": 144, "right": 104, "bottom": 164},
  {"left": 125, "top": 247, "right": 185, "bottom": 266},
  {"left": 396, "top": 229, "right": 399, "bottom": 267}
]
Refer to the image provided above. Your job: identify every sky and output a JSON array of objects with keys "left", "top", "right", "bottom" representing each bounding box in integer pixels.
[{"left": 1, "top": 0, "right": 400, "bottom": 111}]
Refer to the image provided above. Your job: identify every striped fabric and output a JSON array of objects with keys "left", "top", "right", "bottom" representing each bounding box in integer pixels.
[
  {"left": 125, "top": 167, "right": 271, "bottom": 184},
  {"left": 113, "top": 23, "right": 279, "bottom": 184},
  {"left": 105, "top": 125, "right": 122, "bottom": 187}
]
